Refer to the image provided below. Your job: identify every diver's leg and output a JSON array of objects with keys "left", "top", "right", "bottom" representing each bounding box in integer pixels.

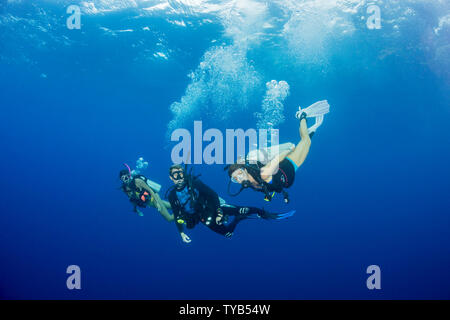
[
  {"left": 161, "top": 199, "right": 172, "bottom": 210},
  {"left": 286, "top": 117, "right": 311, "bottom": 168},
  {"left": 207, "top": 223, "right": 234, "bottom": 238},
  {"left": 150, "top": 193, "right": 174, "bottom": 222},
  {"left": 213, "top": 206, "right": 254, "bottom": 237},
  {"left": 154, "top": 197, "right": 172, "bottom": 211},
  {"left": 221, "top": 205, "right": 265, "bottom": 219},
  {"left": 222, "top": 205, "right": 294, "bottom": 221}
]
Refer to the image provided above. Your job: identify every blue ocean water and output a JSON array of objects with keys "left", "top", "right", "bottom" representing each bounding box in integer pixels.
[{"left": 0, "top": 0, "right": 449, "bottom": 299}]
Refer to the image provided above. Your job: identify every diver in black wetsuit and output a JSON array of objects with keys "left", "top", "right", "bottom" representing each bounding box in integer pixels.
[{"left": 167, "top": 164, "right": 295, "bottom": 243}]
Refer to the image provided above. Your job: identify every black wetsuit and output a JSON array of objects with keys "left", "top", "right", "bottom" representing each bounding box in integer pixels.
[
  {"left": 246, "top": 159, "right": 296, "bottom": 202},
  {"left": 265, "top": 158, "right": 296, "bottom": 192},
  {"left": 168, "top": 177, "right": 266, "bottom": 237}
]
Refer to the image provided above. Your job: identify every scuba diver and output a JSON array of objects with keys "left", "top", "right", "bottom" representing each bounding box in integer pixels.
[
  {"left": 167, "top": 164, "right": 295, "bottom": 243},
  {"left": 226, "top": 100, "right": 330, "bottom": 203},
  {"left": 120, "top": 161, "right": 173, "bottom": 222}
]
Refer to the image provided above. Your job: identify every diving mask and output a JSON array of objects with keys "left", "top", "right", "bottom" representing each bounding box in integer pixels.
[
  {"left": 171, "top": 170, "right": 185, "bottom": 181},
  {"left": 231, "top": 168, "right": 247, "bottom": 184},
  {"left": 121, "top": 174, "right": 131, "bottom": 184}
]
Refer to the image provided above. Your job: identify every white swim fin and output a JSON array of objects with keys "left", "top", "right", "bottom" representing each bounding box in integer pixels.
[
  {"left": 295, "top": 100, "right": 330, "bottom": 119},
  {"left": 296, "top": 100, "right": 330, "bottom": 135},
  {"left": 307, "top": 114, "right": 323, "bottom": 134}
]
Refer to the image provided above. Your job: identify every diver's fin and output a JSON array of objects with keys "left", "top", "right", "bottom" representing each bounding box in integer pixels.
[
  {"left": 296, "top": 100, "right": 330, "bottom": 119},
  {"left": 273, "top": 210, "right": 296, "bottom": 220},
  {"left": 259, "top": 210, "right": 296, "bottom": 220},
  {"left": 296, "top": 100, "right": 329, "bottom": 135},
  {"left": 307, "top": 114, "right": 324, "bottom": 135}
]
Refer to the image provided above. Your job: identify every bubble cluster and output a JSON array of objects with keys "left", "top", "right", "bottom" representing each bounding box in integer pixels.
[
  {"left": 255, "top": 80, "right": 290, "bottom": 130},
  {"left": 167, "top": 44, "right": 261, "bottom": 136}
]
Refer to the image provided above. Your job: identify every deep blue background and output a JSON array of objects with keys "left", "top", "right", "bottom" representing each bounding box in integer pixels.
[{"left": 0, "top": 1, "right": 449, "bottom": 299}]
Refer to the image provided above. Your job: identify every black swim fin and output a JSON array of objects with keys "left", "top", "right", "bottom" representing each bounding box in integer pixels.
[{"left": 259, "top": 210, "right": 296, "bottom": 220}]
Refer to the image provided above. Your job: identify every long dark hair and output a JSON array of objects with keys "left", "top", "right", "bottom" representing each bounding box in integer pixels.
[{"left": 227, "top": 163, "right": 246, "bottom": 177}]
